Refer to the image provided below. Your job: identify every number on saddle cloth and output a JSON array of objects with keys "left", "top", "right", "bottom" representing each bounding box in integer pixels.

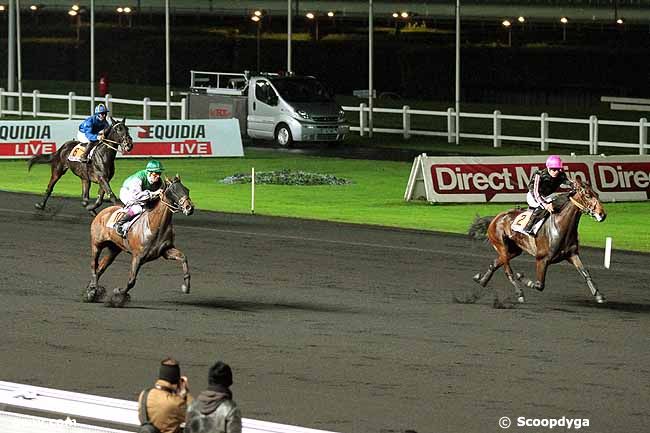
[{"left": 68, "top": 142, "right": 96, "bottom": 162}]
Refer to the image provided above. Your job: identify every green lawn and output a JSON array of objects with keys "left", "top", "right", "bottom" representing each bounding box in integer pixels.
[{"left": 2, "top": 149, "right": 648, "bottom": 253}]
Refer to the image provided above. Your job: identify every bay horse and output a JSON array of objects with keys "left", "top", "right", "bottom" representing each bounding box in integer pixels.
[
  {"left": 84, "top": 175, "right": 194, "bottom": 307},
  {"left": 468, "top": 178, "right": 607, "bottom": 304},
  {"left": 27, "top": 117, "right": 133, "bottom": 214}
]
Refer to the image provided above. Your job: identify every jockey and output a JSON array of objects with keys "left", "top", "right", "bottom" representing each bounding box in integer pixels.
[
  {"left": 114, "top": 160, "right": 165, "bottom": 237},
  {"left": 78, "top": 103, "right": 111, "bottom": 163},
  {"left": 522, "top": 155, "right": 574, "bottom": 235}
]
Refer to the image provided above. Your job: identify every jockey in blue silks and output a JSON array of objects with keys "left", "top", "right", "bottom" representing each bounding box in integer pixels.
[{"left": 77, "top": 103, "right": 111, "bottom": 163}]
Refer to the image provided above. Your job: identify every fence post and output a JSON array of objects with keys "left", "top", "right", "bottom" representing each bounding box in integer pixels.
[
  {"left": 359, "top": 103, "right": 366, "bottom": 137},
  {"left": 0, "top": 88, "right": 4, "bottom": 118},
  {"left": 447, "top": 108, "right": 455, "bottom": 143},
  {"left": 540, "top": 112, "right": 549, "bottom": 152},
  {"left": 143, "top": 97, "right": 151, "bottom": 120},
  {"left": 32, "top": 90, "right": 40, "bottom": 118},
  {"left": 640, "top": 118, "right": 647, "bottom": 155},
  {"left": 589, "top": 115, "right": 598, "bottom": 155},
  {"left": 104, "top": 94, "right": 111, "bottom": 113},
  {"left": 68, "top": 92, "right": 76, "bottom": 120},
  {"left": 181, "top": 97, "right": 187, "bottom": 120},
  {"left": 493, "top": 110, "right": 502, "bottom": 148},
  {"left": 402, "top": 105, "right": 411, "bottom": 139}
]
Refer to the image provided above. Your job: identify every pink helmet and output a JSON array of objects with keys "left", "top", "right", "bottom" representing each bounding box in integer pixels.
[{"left": 545, "top": 155, "right": 563, "bottom": 169}]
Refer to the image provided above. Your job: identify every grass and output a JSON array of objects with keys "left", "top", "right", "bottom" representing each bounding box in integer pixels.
[{"left": 2, "top": 148, "right": 649, "bottom": 253}]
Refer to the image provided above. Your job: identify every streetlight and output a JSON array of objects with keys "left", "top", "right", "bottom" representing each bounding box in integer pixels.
[
  {"left": 68, "top": 8, "right": 82, "bottom": 45},
  {"left": 502, "top": 19, "right": 511, "bottom": 47},
  {"left": 560, "top": 16, "right": 568, "bottom": 42},
  {"left": 251, "top": 10, "right": 265, "bottom": 71},
  {"left": 305, "top": 11, "right": 319, "bottom": 41},
  {"left": 392, "top": 11, "right": 410, "bottom": 35},
  {"left": 116, "top": 6, "right": 133, "bottom": 27}
]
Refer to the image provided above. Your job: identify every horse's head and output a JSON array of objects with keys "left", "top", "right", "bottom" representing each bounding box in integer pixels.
[
  {"left": 163, "top": 175, "right": 194, "bottom": 216},
  {"left": 106, "top": 117, "right": 133, "bottom": 154},
  {"left": 570, "top": 178, "right": 606, "bottom": 222}
]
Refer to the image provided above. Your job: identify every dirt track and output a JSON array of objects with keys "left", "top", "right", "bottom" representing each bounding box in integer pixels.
[{"left": 0, "top": 190, "right": 649, "bottom": 433}]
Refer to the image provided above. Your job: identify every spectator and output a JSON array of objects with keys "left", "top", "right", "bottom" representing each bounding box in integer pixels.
[
  {"left": 138, "top": 357, "right": 193, "bottom": 433},
  {"left": 185, "top": 361, "right": 242, "bottom": 433}
]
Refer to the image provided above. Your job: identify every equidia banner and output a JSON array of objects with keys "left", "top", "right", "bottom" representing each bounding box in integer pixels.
[
  {"left": 0, "top": 119, "right": 243, "bottom": 159},
  {"left": 404, "top": 154, "right": 650, "bottom": 203}
]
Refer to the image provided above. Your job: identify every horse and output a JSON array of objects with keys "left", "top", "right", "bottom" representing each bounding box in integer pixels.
[
  {"left": 84, "top": 175, "right": 194, "bottom": 307},
  {"left": 27, "top": 117, "right": 133, "bottom": 214},
  {"left": 468, "top": 177, "right": 607, "bottom": 304}
]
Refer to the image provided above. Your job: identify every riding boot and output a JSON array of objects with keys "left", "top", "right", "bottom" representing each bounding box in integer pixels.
[
  {"left": 523, "top": 207, "right": 546, "bottom": 236},
  {"left": 80, "top": 141, "right": 97, "bottom": 163},
  {"left": 114, "top": 212, "right": 135, "bottom": 238}
]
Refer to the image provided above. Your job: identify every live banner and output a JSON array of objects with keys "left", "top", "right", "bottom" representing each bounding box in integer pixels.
[
  {"left": 404, "top": 154, "right": 650, "bottom": 203},
  {"left": 0, "top": 119, "right": 243, "bottom": 159}
]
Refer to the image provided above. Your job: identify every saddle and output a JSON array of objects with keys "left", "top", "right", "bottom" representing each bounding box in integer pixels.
[
  {"left": 68, "top": 142, "right": 97, "bottom": 162},
  {"left": 106, "top": 208, "right": 144, "bottom": 236},
  {"left": 511, "top": 209, "right": 548, "bottom": 236}
]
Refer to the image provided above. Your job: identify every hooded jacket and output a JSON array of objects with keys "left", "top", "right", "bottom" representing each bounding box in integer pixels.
[{"left": 185, "top": 386, "right": 242, "bottom": 433}]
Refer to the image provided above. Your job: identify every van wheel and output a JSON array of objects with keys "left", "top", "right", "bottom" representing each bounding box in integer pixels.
[{"left": 275, "top": 124, "right": 293, "bottom": 148}]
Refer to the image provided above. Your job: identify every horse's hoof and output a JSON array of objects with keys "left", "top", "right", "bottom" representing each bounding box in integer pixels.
[
  {"left": 34, "top": 203, "right": 44, "bottom": 210},
  {"left": 82, "top": 285, "right": 106, "bottom": 303},
  {"left": 595, "top": 294, "right": 606, "bottom": 304},
  {"left": 105, "top": 291, "right": 131, "bottom": 308},
  {"left": 517, "top": 295, "right": 526, "bottom": 303},
  {"left": 181, "top": 283, "right": 190, "bottom": 294},
  {"left": 81, "top": 200, "right": 89, "bottom": 207},
  {"left": 472, "top": 273, "right": 486, "bottom": 286},
  {"left": 515, "top": 272, "right": 525, "bottom": 281}
]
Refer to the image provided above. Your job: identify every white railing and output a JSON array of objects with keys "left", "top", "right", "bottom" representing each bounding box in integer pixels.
[
  {"left": 0, "top": 89, "right": 186, "bottom": 121},
  {"left": 343, "top": 103, "right": 649, "bottom": 155},
  {"left": 0, "top": 381, "right": 339, "bottom": 433}
]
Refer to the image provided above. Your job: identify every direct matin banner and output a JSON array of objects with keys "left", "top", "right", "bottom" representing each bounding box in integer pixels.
[{"left": 405, "top": 154, "right": 650, "bottom": 203}]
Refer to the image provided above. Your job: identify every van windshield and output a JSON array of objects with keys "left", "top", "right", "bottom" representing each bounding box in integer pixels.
[{"left": 271, "top": 78, "right": 333, "bottom": 103}]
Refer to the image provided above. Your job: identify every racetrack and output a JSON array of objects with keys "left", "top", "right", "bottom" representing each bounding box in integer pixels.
[{"left": 0, "top": 190, "right": 649, "bottom": 433}]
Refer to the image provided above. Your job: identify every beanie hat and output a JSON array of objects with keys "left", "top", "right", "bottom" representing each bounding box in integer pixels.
[
  {"left": 159, "top": 359, "right": 181, "bottom": 384},
  {"left": 208, "top": 361, "right": 233, "bottom": 387}
]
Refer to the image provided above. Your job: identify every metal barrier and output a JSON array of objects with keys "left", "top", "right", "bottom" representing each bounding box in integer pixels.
[
  {"left": 0, "top": 381, "right": 338, "bottom": 433},
  {"left": 344, "top": 103, "right": 649, "bottom": 155}
]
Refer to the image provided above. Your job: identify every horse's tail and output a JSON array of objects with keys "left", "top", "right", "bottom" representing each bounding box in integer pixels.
[
  {"left": 27, "top": 152, "right": 54, "bottom": 171},
  {"left": 468, "top": 214, "right": 494, "bottom": 240}
]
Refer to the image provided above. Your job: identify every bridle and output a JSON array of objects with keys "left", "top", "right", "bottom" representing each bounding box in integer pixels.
[
  {"left": 569, "top": 186, "right": 599, "bottom": 218},
  {"left": 159, "top": 182, "right": 189, "bottom": 214},
  {"left": 99, "top": 123, "right": 132, "bottom": 153}
]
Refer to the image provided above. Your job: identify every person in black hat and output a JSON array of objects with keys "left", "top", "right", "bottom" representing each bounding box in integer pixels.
[
  {"left": 185, "top": 360, "right": 241, "bottom": 433},
  {"left": 138, "top": 357, "right": 193, "bottom": 433}
]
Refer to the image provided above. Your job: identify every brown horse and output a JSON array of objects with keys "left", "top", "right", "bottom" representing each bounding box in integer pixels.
[
  {"left": 468, "top": 178, "right": 607, "bottom": 304},
  {"left": 27, "top": 117, "right": 133, "bottom": 213},
  {"left": 84, "top": 175, "right": 194, "bottom": 307}
]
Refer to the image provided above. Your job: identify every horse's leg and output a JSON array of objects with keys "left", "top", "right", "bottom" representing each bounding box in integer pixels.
[
  {"left": 35, "top": 165, "right": 67, "bottom": 210},
  {"left": 525, "top": 258, "right": 550, "bottom": 292},
  {"left": 107, "top": 256, "right": 142, "bottom": 307},
  {"left": 87, "top": 188, "right": 106, "bottom": 214},
  {"left": 567, "top": 254, "right": 606, "bottom": 304},
  {"left": 81, "top": 178, "right": 91, "bottom": 207},
  {"left": 97, "top": 176, "right": 118, "bottom": 204},
  {"left": 96, "top": 244, "right": 121, "bottom": 279},
  {"left": 163, "top": 247, "right": 191, "bottom": 294},
  {"left": 84, "top": 242, "right": 107, "bottom": 303}
]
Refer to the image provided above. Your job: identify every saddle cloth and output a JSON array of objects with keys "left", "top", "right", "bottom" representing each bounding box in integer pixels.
[
  {"left": 106, "top": 208, "right": 143, "bottom": 236},
  {"left": 511, "top": 209, "right": 545, "bottom": 236},
  {"left": 68, "top": 143, "right": 98, "bottom": 162}
]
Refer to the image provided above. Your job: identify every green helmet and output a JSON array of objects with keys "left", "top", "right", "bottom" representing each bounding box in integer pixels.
[{"left": 145, "top": 160, "right": 164, "bottom": 173}]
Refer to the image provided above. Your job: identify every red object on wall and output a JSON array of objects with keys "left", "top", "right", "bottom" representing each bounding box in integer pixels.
[{"left": 98, "top": 74, "right": 109, "bottom": 96}]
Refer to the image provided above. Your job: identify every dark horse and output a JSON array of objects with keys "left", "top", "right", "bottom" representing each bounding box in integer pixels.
[
  {"left": 85, "top": 175, "right": 194, "bottom": 307},
  {"left": 468, "top": 178, "right": 607, "bottom": 304},
  {"left": 27, "top": 117, "right": 133, "bottom": 213}
]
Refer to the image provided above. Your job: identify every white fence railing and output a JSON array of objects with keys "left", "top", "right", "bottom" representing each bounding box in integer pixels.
[
  {"left": 0, "top": 381, "right": 338, "bottom": 433},
  {"left": 342, "top": 103, "right": 649, "bottom": 155},
  {"left": 0, "top": 89, "right": 186, "bottom": 121}
]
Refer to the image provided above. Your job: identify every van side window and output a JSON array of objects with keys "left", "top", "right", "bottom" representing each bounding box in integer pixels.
[{"left": 255, "top": 81, "right": 275, "bottom": 104}]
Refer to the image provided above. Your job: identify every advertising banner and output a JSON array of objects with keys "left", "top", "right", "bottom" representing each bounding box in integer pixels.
[
  {"left": 405, "top": 154, "right": 650, "bottom": 203},
  {"left": 0, "top": 119, "right": 243, "bottom": 159}
]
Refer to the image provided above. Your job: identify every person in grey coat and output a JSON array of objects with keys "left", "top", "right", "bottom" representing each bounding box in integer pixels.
[{"left": 185, "top": 361, "right": 242, "bottom": 433}]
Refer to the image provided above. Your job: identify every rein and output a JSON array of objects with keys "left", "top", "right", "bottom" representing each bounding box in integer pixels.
[
  {"left": 569, "top": 195, "right": 590, "bottom": 214},
  {"left": 159, "top": 195, "right": 182, "bottom": 213}
]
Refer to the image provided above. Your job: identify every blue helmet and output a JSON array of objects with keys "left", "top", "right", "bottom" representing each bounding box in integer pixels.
[{"left": 94, "top": 103, "right": 109, "bottom": 115}]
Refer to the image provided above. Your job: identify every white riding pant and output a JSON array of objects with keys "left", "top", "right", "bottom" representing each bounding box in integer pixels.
[
  {"left": 76, "top": 131, "right": 91, "bottom": 144},
  {"left": 526, "top": 192, "right": 543, "bottom": 209},
  {"left": 119, "top": 187, "right": 146, "bottom": 216}
]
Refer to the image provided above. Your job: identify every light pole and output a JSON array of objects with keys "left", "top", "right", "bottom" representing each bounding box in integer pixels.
[
  {"left": 251, "top": 10, "right": 264, "bottom": 72},
  {"left": 560, "top": 16, "right": 568, "bottom": 42},
  {"left": 305, "top": 12, "right": 318, "bottom": 41},
  {"left": 502, "top": 19, "right": 511, "bottom": 47}
]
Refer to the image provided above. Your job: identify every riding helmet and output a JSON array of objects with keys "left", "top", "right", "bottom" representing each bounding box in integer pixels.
[
  {"left": 145, "top": 160, "right": 165, "bottom": 173},
  {"left": 545, "top": 155, "right": 563, "bottom": 170},
  {"left": 94, "top": 103, "right": 109, "bottom": 115}
]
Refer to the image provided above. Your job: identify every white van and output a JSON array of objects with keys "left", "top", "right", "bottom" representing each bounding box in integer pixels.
[{"left": 188, "top": 71, "right": 349, "bottom": 147}]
